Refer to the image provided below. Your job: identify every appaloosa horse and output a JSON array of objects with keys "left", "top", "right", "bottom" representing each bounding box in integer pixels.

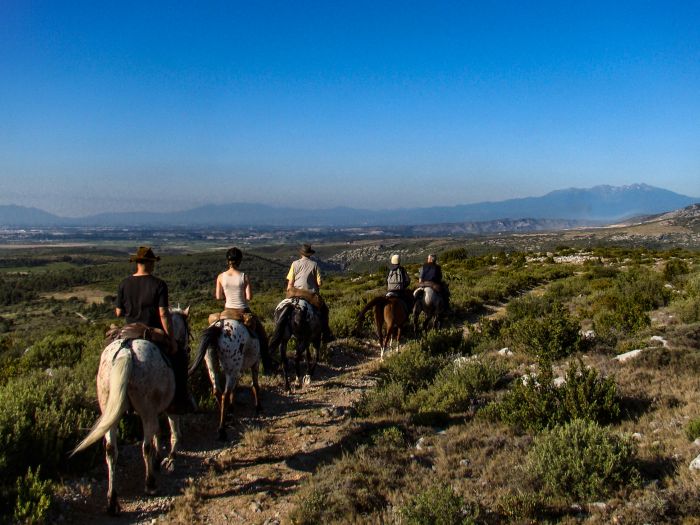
[
  {"left": 189, "top": 318, "right": 270, "bottom": 440},
  {"left": 355, "top": 295, "right": 410, "bottom": 359},
  {"left": 413, "top": 286, "right": 446, "bottom": 333},
  {"left": 71, "top": 307, "right": 191, "bottom": 515},
  {"left": 268, "top": 297, "right": 322, "bottom": 392}
]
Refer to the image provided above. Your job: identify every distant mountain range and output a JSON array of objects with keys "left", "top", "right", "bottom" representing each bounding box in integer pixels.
[{"left": 1, "top": 184, "right": 697, "bottom": 228}]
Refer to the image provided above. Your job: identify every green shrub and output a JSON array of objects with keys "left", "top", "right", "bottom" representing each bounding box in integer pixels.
[
  {"left": 419, "top": 328, "right": 468, "bottom": 356},
  {"left": 686, "top": 418, "right": 700, "bottom": 441},
  {"left": 560, "top": 360, "right": 620, "bottom": 425},
  {"left": 408, "top": 359, "right": 505, "bottom": 414},
  {"left": 664, "top": 258, "right": 690, "bottom": 282},
  {"left": 506, "top": 303, "right": 581, "bottom": 361},
  {"left": 400, "top": 484, "right": 476, "bottom": 525},
  {"left": 0, "top": 368, "right": 97, "bottom": 480},
  {"left": 527, "top": 419, "right": 640, "bottom": 502},
  {"left": 13, "top": 466, "right": 54, "bottom": 525},
  {"left": 380, "top": 344, "right": 445, "bottom": 393},
  {"left": 488, "top": 360, "right": 620, "bottom": 432},
  {"left": 21, "top": 334, "right": 86, "bottom": 370},
  {"left": 355, "top": 381, "right": 405, "bottom": 417}
]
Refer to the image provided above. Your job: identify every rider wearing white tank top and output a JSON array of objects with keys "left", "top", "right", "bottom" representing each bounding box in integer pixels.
[{"left": 220, "top": 271, "right": 248, "bottom": 310}]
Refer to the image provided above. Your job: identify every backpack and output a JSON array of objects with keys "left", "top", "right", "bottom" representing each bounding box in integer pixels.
[{"left": 387, "top": 267, "right": 405, "bottom": 291}]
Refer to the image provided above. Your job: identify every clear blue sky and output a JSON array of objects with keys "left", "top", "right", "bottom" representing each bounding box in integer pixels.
[{"left": 1, "top": 1, "right": 698, "bottom": 216}]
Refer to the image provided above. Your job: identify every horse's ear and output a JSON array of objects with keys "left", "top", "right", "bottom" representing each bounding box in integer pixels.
[{"left": 183, "top": 306, "right": 190, "bottom": 317}]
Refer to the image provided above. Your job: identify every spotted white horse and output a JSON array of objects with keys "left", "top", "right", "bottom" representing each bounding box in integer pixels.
[
  {"left": 189, "top": 318, "right": 269, "bottom": 441},
  {"left": 71, "top": 307, "right": 191, "bottom": 516}
]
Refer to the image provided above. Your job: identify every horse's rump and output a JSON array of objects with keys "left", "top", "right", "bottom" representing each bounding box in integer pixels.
[{"left": 285, "top": 288, "right": 323, "bottom": 309}]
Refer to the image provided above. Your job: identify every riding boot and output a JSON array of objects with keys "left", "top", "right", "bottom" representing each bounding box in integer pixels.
[
  {"left": 168, "top": 348, "right": 197, "bottom": 414},
  {"left": 320, "top": 302, "right": 335, "bottom": 343}
]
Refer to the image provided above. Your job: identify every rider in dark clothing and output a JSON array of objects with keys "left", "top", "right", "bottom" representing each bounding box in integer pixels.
[
  {"left": 418, "top": 254, "right": 450, "bottom": 308},
  {"left": 115, "top": 246, "right": 194, "bottom": 414}
]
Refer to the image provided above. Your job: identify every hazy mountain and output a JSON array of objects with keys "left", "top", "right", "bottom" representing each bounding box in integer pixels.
[
  {"left": 0, "top": 205, "right": 63, "bottom": 227},
  {"left": 1, "top": 184, "right": 697, "bottom": 228}
]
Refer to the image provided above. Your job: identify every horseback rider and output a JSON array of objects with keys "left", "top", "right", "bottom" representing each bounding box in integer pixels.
[
  {"left": 386, "top": 254, "right": 413, "bottom": 308},
  {"left": 114, "top": 246, "right": 195, "bottom": 414},
  {"left": 211, "top": 247, "right": 270, "bottom": 361},
  {"left": 285, "top": 243, "right": 334, "bottom": 343},
  {"left": 418, "top": 254, "right": 450, "bottom": 308}
]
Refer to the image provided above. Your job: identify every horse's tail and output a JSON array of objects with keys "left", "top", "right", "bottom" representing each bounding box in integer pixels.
[
  {"left": 353, "top": 296, "right": 389, "bottom": 336},
  {"left": 269, "top": 303, "right": 294, "bottom": 354},
  {"left": 189, "top": 322, "right": 222, "bottom": 375},
  {"left": 71, "top": 347, "right": 133, "bottom": 456}
]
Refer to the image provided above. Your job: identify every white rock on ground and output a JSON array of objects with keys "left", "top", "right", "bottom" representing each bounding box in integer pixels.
[
  {"left": 689, "top": 454, "right": 700, "bottom": 471},
  {"left": 498, "top": 347, "right": 513, "bottom": 356},
  {"left": 614, "top": 349, "right": 645, "bottom": 362},
  {"left": 650, "top": 335, "right": 670, "bottom": 348},
  {"left": 553, "top": 376, "right": 566, "bottom": 387}
]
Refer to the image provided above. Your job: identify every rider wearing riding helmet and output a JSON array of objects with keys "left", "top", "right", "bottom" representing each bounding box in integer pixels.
[{"left": 115, "top": 246, "right": 195, "bottom": 413}]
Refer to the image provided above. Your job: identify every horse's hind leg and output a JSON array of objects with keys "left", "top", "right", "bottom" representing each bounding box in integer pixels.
[
  {"left": 251, "top": 363, "right": 262, "bottom": 415},
  {"left": 160, "top": 415, "right": 181, "bottom": 472},
  {"left": 141, "top": 415, "right": 159, "bottom": 494},
  {"left": 294, "top": 345, "right": 304, "bottom": 388},
  {"left": 305, "top": 338, "right": 320, "bottom": 384},
  {"left": 104, "top": 426, "right": 120, "bottom": 515},
  {"left": 280, "top": 340, "right": 292, "bottom": 392}
]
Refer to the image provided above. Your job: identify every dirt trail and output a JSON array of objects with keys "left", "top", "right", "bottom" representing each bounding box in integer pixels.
[{"left": 62, "top": 340, "right": 379, "bottom": 524}]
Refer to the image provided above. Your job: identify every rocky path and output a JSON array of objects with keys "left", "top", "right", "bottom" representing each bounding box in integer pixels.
[{"left": 61, "top": 340, "right": 379, "bottom": 524}]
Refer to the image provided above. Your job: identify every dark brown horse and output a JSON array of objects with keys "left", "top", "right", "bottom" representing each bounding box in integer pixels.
[{"left": 355, "top": 295, "right": 411, "bottom": 359}]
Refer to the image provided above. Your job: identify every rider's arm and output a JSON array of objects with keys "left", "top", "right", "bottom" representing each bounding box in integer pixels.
[
  {"left": 286, "top": 263, "right": 295, "bottom": 291},
  {"left": 115, "top": 307, "right": 123, "bottom": 317},
  {"left": 316, "top": 266, "right": 322, "bottom": 289},
  {"left": 244, "top": 274, "right": 253, "bottom": 301},
  {"left": 159, "top": 307, "right": 173, "bottom": 336},
  {"left": 215, "top": 274, "right": 224, "bottom": 300}
]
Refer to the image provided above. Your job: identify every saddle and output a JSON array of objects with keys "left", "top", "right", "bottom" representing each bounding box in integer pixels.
[
  {"left": 105, "top": 323, "right": 175, "bottom": 354},
  {"left": 286, "top": 288, "right": 323, "bottom": 310},
  {"left": 207, "top": 308, "right": 257, "bottom": 330},
  {"left": 417, "top": 280, "right": 443, "bottom": 293}
]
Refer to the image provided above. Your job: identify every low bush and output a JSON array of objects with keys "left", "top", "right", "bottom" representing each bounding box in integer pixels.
[
  {"left": 527, "top": 419, "right": 640, "bottom": 502},
  {"left": 400, "top": 484, "right": 477, "bottom": 525},
  {"left": 408, "top": 358, "right": 505, "bottom": 414},
  {"left": 506, "top": 303, "right": 581, "bottom": 361},
  {"left": 380, "top": 344, "right": 446, "bottom": 393},
  {"left": 13, "top": 466, "right": 54, "bottom": 525},
  {"left": 21, "top": 334, "right": 86, "bottom": 370},
  {"left": 419, "top": 328, "right": 468, "bottom": 356},
  {"left": 686, "top": 417, "right": 700, "bottom": 441},
  {"left": 487, "top": 360, "right": 620, "bottom": 432},
  {"left": 664, "top": 258, "right": 690, "bottom": 282},
  {"left": 355, "top": 381, "right": 405, "bottom": 417}
]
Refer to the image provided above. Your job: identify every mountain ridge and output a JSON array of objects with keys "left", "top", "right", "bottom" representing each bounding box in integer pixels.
[{"left": 1, "top": 184, "right": 697, "bottom": 228}]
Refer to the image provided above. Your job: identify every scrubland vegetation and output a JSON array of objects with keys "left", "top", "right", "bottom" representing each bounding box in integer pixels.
[{"left": 1, "top": 243, "right": 699, "bottom": 523}]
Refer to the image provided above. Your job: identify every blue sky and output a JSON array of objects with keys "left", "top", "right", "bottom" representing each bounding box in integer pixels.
[{"left": 1, "top": 1, "right": 699, "bottom": 216}]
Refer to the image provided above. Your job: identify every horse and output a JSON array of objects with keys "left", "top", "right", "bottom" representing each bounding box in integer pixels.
[
  {"left": 189, "top": 318, "right": 271, "bottom": 441},
  {"left": 413, "top": 286, "right": 446, "bottom": 333},
  {"left": 71, "top": 307, "right": 191, "bottom": 516},
  {"left": 354, "top": 295, "right": 410, "bottom": 359},
  {"left": 268, "top": 297, "right": 322, "bottom": 392}
]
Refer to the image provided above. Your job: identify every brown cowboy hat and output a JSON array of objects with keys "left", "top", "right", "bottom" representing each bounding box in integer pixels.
[
  {"left": 129, "top": 246, "right": 161, "bottom": 263},
  {"left": 299, "top": 243, "right": 315, "bottom": 257}
]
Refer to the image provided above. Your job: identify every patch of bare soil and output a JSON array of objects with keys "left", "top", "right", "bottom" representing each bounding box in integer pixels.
[{"left": 60, "top": 339, "right": 380, "bottom": 524}]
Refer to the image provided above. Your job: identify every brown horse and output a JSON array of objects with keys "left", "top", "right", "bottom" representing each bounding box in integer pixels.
[{"left": 355, "top": 295, "right": 410, "bottom": 359}]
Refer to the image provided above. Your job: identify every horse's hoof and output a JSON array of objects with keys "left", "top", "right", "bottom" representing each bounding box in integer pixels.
[
  {"left": 295, "top": 378, "right": 303, "bottom": 388},
  {"left": 303, "top": 374, "right": 311, "bottom": 386},
  {"left": 106, "top": 494, "right": 120, "bottom": 516},
  {"left": 160, "top": 456, "right": 175, "bottom": 473}
]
